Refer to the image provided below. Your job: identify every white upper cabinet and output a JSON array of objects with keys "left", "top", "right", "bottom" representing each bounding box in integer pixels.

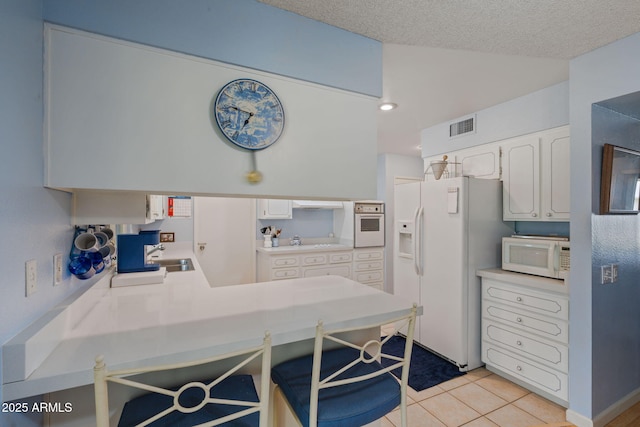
[
  {"left": 423, "top": 142, "right": 501, "bottom": 180},
  {"left": 72, "top": 191, "right": 165, "bottom": 225},
  {"left": 540, "top": 128, "right": 570, "bottom": 220},
  {"left": 502, "top": 126, "right": 569, "bottom": 221},
  {"left": 456, "top": 144, "right": 502, "bottom": 179},
  {"left": 502, "top": 135, "right": 541, "bottom": 220},
  {"left": 257, "top": 199, "right": 292, "bottom": 219}
]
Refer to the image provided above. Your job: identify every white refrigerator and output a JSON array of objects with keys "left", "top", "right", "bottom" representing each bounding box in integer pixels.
[{"left": 393, "top": 176, "right": 513, "bottom": 371}]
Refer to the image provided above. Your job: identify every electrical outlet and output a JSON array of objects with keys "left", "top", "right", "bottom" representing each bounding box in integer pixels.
[
  {"left": 54, "top": 253, "right": 63, "bottom": 285},
  {"left": 25, "top": 259, "right": 37, "bottom": 296},
  {"left": 601, "top": 265, "right": 613, "bottom": 284}
]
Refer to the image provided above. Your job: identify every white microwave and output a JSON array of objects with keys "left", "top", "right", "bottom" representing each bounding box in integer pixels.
[{"left": 502, "top": 236, "right": 570, "bottom": 279}]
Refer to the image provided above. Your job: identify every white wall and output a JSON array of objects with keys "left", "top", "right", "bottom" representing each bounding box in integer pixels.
[
  {"left": 45, "top": 27, "right": 378, "bottom": 200},
  {"left": 568, "top": 31, "right": 640, "bottom": 422},
  {"left": 0, "top": 1, "right": 86, "bottom": 425},
  {"left": 43, "top": 0, "right": 382, "bottom": 98},
  {"left": 421, "top": 81, "right": 569, "bottom": 157}
]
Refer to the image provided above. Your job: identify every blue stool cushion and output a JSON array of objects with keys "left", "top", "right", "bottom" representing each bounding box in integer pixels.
[
  {"left": 117, "top": 374, "right": 259, "bottom": 427},
  {"left": 271, "top": 347, "right": 401, "bottom": 427}
]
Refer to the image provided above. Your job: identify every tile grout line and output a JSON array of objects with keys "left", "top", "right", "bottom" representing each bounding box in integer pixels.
[
  {"left": 414, "top": 371, "right": 550, "bottom": 427},
  {"left": 388, "top": 367, "right": 569, "bottom": 427}
]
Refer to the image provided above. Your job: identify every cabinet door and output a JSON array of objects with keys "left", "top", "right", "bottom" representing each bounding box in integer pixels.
[
  {"left": 302, "top": 265, "right": 351, "bottom": 278},
  {"left": 483, "top": 345, "right": 568, "bottom": 402},
  {"left": 329, "top": 252, "right": 353, "bottom": 264},
  {"left": 457, "top": 143, "right": 501, "bottom": 179},
  {"left": 502, "top": 136, "right": 541, "bottom": 220},
  {"left": 73, "top": 190, "right": 153, "bottom": 225},
  {"left": 541, "top": 128, "right": 570, "bottom": 220},
  {"left": 148, "top": 195, "right": 166, "bottom": 221},
  {"left": 301, "top": 253, "right": 328, "bottom": 266},
  {"left": 257, "top": 199, "right": 292, "bottom": 219}
]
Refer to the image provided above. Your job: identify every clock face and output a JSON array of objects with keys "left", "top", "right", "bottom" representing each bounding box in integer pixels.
[{"left": 214, "top": 79, "right": 285, "bottom": 150}]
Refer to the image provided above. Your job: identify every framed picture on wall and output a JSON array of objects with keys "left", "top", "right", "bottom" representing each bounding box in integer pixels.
[{"left": 600, "top": 143, "right": 640, "bottom": 214}]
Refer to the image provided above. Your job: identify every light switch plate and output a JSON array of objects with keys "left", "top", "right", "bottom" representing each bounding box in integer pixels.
[
  {"left": 54, "top": 253, "right": 63, "bottom": 285},
  {"left": 26, "top": 259, "right": 37, "bottom": 296}
]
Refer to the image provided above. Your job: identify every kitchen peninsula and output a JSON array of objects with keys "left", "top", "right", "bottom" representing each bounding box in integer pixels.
[{"left": 3, "top": 244, "right": 418, "bottom": 425}]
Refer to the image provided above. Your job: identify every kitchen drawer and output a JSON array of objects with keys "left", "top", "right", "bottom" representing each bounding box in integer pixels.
[
  {"left": 270, "top": 256, "right": 299, "bottom": 268},
  {"left": 302, "top": 265, "right": 351, "bottom": 279},
  {"left": 354, "top": 249, "right": 383, "bottom": 261},
  {"left": 271, "top": 268, "right": 300, "bottom": 280},
  {"left": 353, "top": 260, "right": 383, "bottom": 271},
  {"left": 329, "top": 252, "right": 353, "bottom": 264},
  {"left": 483, "top": 344, "right": 568, "bottom": 402},
  {"left": 483, "top": 320, "right": 568, "bottom": 372},
  {"left": 301, "top": 254, "right": 328, "bottom": 266},
  {"left": 355, "top": 270, "right": 383, "bottom": 283},
  {"left": 483, "top": 280, "right": 568, "bottom": 320},
  {"left": 483, "top": 301, "right": 568, "bottom": 343}
]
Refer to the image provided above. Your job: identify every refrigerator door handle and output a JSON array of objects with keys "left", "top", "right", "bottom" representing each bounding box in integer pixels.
[{"left": 414, "top": 206, "right": 424, "bottom": 276}]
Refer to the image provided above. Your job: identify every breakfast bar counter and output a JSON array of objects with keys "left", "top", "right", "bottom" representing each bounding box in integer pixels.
[{"left": 3, "top": 248, "right": 418, "bottom": 405}]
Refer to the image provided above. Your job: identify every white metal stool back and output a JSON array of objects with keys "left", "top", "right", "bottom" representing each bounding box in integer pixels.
[
  {"left": 94, "top": 332, "right": 271, "bottom": 427},
  {"left": 272, "top": 304, "right": 417, "bottom": 427}
]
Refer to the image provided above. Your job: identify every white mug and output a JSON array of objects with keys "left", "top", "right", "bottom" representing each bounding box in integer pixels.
[{"left": 74, "top": 232, "right": 99, "bottom": 252}]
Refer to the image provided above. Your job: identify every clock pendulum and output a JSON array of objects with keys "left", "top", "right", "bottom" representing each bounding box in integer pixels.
[{"left": 246, "top": 151, "right": 263, "bottom": 184}]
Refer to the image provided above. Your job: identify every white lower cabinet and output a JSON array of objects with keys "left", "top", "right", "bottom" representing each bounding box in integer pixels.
[
  {"left": 353, "top": 248, "right": 384, "bottom": 290},
  {"left": 303, "top": 264, "right": 351, "bottom": 278},
  {"left": 257, "top": 248, "right": 384, "bottom": 289},
  {"left": 301, "top": 251, "right": 352, "bottom": 279},
  {"left": 480, "top": 275, "right": 569, "bottom": 407},
  {"left": 260, "top": 254, "right": 300, "bottom": 281}
]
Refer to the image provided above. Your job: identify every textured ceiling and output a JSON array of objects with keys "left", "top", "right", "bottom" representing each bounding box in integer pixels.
[{"left": 259, "top": 0, "right": 640, "bottom": 156}]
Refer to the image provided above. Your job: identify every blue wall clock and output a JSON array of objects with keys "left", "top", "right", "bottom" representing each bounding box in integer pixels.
[{"left": 214, "top": 79, "right": 285, "bottom": 150}]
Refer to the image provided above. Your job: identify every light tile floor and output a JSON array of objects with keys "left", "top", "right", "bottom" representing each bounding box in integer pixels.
[
  {"left": 381, "top": 365, "right": 640, "bottom": 427},
  {"left": 381, "top": 367, "right": 569, "bottom": 427}
]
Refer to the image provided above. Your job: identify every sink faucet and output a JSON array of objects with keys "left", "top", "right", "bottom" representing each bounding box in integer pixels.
[{"left": 147, "top": 243, "right": 165, "bottom": 256}]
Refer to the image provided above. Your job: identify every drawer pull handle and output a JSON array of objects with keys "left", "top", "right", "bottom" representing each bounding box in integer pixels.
[
  {"left": 516, "top": 297, "right": 522, "bottom": 302},
  {"left": 516, "top": 317, "right": 522, "bottom": 323},
  {"left": 516, "top": 340, "right": 522, "bottom": 346},
  {"left": 516, "top": 365, "right": 522, "bottom": 371}
]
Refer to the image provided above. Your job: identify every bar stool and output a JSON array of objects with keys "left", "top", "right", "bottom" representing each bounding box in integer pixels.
[
  {"left": 94, "top": 332, "right": 271, "bottom": 427},
  {"left": 271, "top": 305, "right": 417, "bottom": 427}
]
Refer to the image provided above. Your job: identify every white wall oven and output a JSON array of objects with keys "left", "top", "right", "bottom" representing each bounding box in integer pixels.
[
  {"left": 354, "top": 202, "right": 385, "bottom": 247},
  {"left": 502, "top": 235, "right": 570, "bottom": 279}
]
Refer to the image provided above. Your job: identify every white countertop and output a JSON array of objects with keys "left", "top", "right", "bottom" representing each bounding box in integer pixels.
[
  {"left": 256, "top": 243, "right": 353, "bottom": 254},
  {"left": 3, "top": 243, "right": 417, "bottom": 401}
]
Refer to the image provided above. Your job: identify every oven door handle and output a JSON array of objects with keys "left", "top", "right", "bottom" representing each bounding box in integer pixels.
[{"left": 414, "top": 206, "right": 424, "bottom": 276}]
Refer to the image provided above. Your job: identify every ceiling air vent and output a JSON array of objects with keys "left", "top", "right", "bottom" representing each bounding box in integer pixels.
[{"left": 449, "top": 116, "right": 476, "bottom": 138}]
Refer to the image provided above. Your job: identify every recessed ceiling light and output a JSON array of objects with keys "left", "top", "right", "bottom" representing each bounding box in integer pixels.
[{"left": 379, "top": 102, "right": 398, "bottom": 111}]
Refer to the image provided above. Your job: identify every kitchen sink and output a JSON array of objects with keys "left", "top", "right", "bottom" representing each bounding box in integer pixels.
[{"left": 150, "top": 258, "right": 195, "bottom": 272}]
